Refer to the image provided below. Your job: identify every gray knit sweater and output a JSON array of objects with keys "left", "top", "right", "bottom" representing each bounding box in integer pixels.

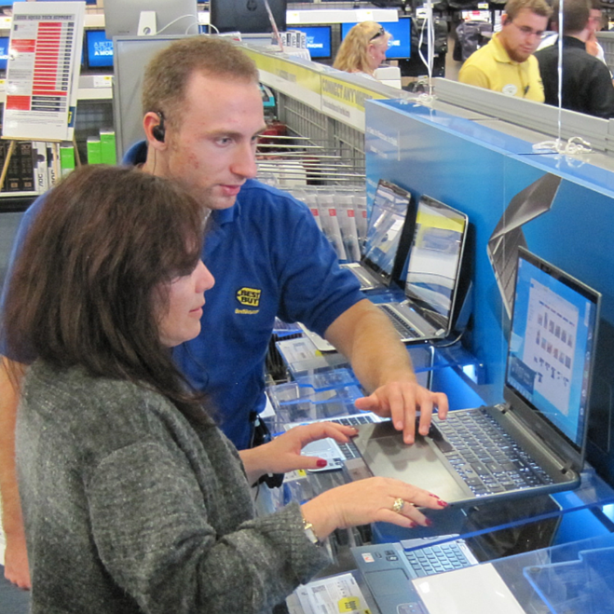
[{"left": 16, "top": 361, "right": 330, "bottom": 614}]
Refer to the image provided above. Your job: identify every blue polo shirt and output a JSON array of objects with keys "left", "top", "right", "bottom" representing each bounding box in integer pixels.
[{"left": 1, "top": 143, "right": 365, "bottom": 449}]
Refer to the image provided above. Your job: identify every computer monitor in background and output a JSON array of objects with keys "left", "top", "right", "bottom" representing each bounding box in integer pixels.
[
  {"left": 104, "top": 0, "right": 199, "bottom": 38},
  {"left": 0, "top": 36, "right": 8, "bottom": 72},
  {"left": 113, "top": 36, "right": 182, "bottom": 158},
  {"left": 35, "top": 0, "right": 98, "bottom": 3},
  {"left": 340, "top": 17, "right": 412, "bottom": 60},
  {"left": 292, "top": 25, "right": 332, "bottom": 59},
  {"left": 209, "top": 0, "right": 287, "bottom": 34},
  {"left": 85, "top": 29, "right": 114, "bottom": 70}
]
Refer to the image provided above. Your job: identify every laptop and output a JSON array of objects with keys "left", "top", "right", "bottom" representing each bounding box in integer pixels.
[
  {"left": 341, "top": 179, "right": 416, "bottom": 291},
  {"left": 345, "top": 247, "right": 601, "bottom": 507},
  {"left": 352, "top": 536, "right": 478, "bottom": 614},
  {"left": 487, "top": 173, "right": 561, "bottom": 318},
  {"left": 299, "top": 194, "right": 468, "bottom": 353},
  {"left": 283, "top": 412, "right": 384, "bottom": 471},
  {"left": 375, "top": 195, "right": 469, "bottom": 344}
]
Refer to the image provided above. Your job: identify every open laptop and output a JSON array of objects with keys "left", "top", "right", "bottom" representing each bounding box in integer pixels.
[
  {"left": 352, "top": 536, "right": 479, "bottom": 614},
  {"left": 345, "top": 247, "right": 601, "bottom": 507},
  {"left": 375, "top": 195, "right": 469, "bottom": 344},
  {"left": 299, "top": 194, "right": 468, "bottom": 353},
  {"left": 341, "top": 179, "right": 416, "bottom": 291},
  {"left": 283, "top": 412, "right": 384, "bottom": 471},
  {"left": 487, "top": 173, "right": 561, "bottom": 318}
]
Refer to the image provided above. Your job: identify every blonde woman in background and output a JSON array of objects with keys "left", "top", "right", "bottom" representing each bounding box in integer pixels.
[{"left": 333, "top": 21, "right": 392, "bottom": 77}]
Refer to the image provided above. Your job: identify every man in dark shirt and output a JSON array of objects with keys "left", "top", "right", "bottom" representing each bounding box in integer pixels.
[{"left": 535, "top": 0, "right": 614, "bottom": 118}]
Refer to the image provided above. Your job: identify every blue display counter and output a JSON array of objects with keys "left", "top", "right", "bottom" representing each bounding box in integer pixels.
[{"left": 365, "top": 98, "right": 614, "bottom": 492}]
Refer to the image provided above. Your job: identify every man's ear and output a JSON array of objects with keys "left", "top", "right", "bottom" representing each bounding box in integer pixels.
[{"left": 143, "top": 111, "right": 167, "bottom": 150}]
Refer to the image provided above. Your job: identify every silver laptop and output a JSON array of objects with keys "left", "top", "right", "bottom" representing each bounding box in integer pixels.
[
  {"left": 342, "top": 179, "right": 415, "bottom": 291},
  {"left": 299, "top": 195, "right": 468, "bottom": 353},
  {"left": 375, "top": 195, "right": 469, "bottom": 344},
  {"left": 487, "top": 173, "right": 561, "bottom": 318},
  {"left": 352, "top": 536, "right": 478, "bottom": 614},
  {"left": 346, "top": 247, "right": 601, "bottom": 507},
  {"left": 283, "top": 412, "right": 383, "bottom": 471}
]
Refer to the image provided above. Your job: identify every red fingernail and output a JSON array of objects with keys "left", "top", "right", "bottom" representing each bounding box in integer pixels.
[
  {"left": 437, "top": 500, "right": 449, "bottom": 508},
  {"left": 429, "top": 493, "right": 439, "bottom": 498},
  {"left": 424, "top": 518, "right": 434, "bottom": 527},
  {"left": 316, "top": 459, "right": 327, "bottom": 468},
  {"left": 409, "top": 521, "right": 417, "bottom": 528}
]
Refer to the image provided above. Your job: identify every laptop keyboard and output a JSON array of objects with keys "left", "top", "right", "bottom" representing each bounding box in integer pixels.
[
  {"left": 401, "top": 541, "right": 473, "bottom": 577},
  {"left": 379, "top": 304, "right": 419, "bottom": 338},
  {"left": 437, "top": 408, "right": 554, "bottom": 496},
  {"left": 329, "top": 413, "right": 377, "bottom": 459},
  {"left": 350, "top": 266, "right": 376, "bottom": 288}
]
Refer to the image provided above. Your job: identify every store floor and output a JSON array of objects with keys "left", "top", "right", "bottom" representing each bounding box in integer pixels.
[
  {"left": 400, "top": 34, "right": 463, "bottom": 88},
  {"left": 445, "top": 34, "right": 463, "bottom": 81}
]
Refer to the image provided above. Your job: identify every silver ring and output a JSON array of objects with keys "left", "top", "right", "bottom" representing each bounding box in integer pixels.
[{"left": 392, "top": 497, "right": 404, "bottom": 513}]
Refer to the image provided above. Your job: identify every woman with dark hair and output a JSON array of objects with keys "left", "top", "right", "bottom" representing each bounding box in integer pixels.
[{"left": 3, "top": 165, "right": 446, "bottom": 614}]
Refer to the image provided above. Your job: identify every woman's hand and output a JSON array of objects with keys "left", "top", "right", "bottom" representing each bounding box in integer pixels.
[
  {"left": 301, "top": 477, "right": 448, "bottom": 541},
  {"left": 239, "top": 422, "right": 357, "bottom": 484}
]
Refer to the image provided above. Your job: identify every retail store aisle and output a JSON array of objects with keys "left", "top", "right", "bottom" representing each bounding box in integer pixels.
[
  {"left": 446, "top": 33, "right": 463, "bottom": 81},
  {"left": 0, "top": 211, "right": 24, "bottom": 292}
]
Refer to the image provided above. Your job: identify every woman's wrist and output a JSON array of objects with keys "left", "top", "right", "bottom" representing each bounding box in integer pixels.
[
  {"left": 301, "top": 514, "right": 321, "bottom": 545},
  {"left": 300, "top": 497, "right": 337, "bottom": 543},
  {"left": 238, "top": 446, "right": 269, "bottom": 484}
]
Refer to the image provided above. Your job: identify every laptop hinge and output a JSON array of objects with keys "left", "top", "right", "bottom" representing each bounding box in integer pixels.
[
  {"left": 494, "top": 403, "right": 511, "bottom": 414},
  {"left": 453, "top": 279, "right": 474, "bottom": 333},
  {"left": 560, "top": 460, "right": 574, "bottom": 475}
]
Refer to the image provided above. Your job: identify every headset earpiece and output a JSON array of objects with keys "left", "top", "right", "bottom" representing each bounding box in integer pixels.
[{"left": 152, "top": 111, "right": 166, "bottom": 143}]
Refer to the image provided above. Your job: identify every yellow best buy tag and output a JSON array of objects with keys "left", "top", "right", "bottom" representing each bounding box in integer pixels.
[{"left": 338, "top": 597, "right": 361, "bottom": 612}]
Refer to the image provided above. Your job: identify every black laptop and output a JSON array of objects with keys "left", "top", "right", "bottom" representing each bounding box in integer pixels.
[
  {"left": 342, "top": 179, "right": 416, "bottom": 291},
  {"left": 346, "top": 247, "right": 601, "bottom": 507},
  {"left": 299, "top": 194, "right": 468, "bottom": 353},
  {"left": 375, "top": 195, "right": 469, "bottom": 344}
]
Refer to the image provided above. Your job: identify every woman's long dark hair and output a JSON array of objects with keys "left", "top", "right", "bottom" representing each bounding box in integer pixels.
[{"left": 3, "top": 165, "right": 211, "bottom": 424}]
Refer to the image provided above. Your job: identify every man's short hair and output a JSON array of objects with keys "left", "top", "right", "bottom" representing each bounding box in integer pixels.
[
  {"left": 504, "top": 0, "right": 552, "bottom": 20},
  {"left": 142, "top": 36, "right": 259, "bottom": 130},
  {"left": 590, "top": 0, "right": 602, "bottom": 11},
  {"left": 551, "top": 0, "right": 590, "bottom": 32}
]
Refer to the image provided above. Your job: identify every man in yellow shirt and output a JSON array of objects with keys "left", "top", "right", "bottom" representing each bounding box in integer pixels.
[{"left": 459, "top": 0, "right": 551, "bottom": 102}]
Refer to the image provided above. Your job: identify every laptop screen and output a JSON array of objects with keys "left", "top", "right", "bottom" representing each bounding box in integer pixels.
[
  {"left": 506, "top": 248, "right": 600, "bottom": 451},
  {"left": 363, "top": 180, "right": 413, "bottom": 281},
  {"left": 403, "top": 196, "right": 468, "bottom": 327}
]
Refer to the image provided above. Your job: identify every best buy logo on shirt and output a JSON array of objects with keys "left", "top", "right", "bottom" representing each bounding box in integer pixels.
[{"left": 236, "top": 287, "right": 261, "bottom": 307}]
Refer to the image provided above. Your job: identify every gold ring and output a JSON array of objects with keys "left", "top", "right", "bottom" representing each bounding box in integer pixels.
[{"left": 392, "top": 497, "right": 404, "bottom": 513}]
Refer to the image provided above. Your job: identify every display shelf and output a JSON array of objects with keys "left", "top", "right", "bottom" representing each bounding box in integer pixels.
[{"left": 0, "top": 193, "right": 37, "bottom": 212}]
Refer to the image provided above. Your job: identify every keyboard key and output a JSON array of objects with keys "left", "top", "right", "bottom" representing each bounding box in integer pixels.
[
  {"left": 403, "top": 541, "right": 474, "bottom": 577},
  {"left": 441, "top": 409, "right": 551, "bottom": 495}
]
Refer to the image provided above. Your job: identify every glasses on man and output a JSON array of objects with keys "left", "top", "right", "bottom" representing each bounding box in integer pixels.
[
  {"left": 370, "top": 26, "right": 386, "bottom": 41},
  {"left": 511, "top": 21, "right": 545, "bottom": 39}
]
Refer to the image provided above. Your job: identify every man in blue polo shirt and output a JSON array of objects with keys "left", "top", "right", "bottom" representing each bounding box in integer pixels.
[{"left": 0, "top": 36, "right": 448, "bottom": 589}]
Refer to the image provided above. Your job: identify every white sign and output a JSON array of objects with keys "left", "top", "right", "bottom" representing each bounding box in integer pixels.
[{"left": 2, "top": 2, "right": 85, "bottom": 141}]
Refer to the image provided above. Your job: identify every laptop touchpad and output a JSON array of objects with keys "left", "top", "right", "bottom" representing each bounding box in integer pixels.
[{"left": 354, "top": 422, "right": 468, "bottom": 502}]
